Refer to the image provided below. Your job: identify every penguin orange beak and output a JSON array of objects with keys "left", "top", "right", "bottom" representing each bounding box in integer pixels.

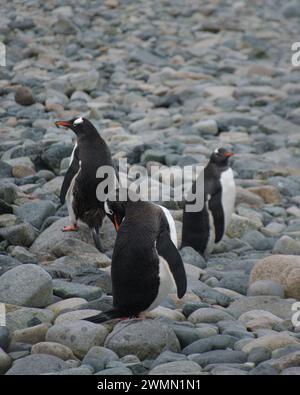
[
  {"left": 55, "top": 120, "right": 72, "bottom": 128},
  {"left": 224, "top": 151, "right": 234, "bottom": 157},
  {"left": 113, "top": 214, "right": 120, "bottom": 231}
]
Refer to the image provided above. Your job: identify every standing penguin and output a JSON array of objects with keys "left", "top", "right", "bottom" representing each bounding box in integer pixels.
[
  {"left": 55, "top": 117, "right": 116, "bottom": 252},
  {"left": 85, "top": 195, "right": 187, "bottom": 322},
  {"left": 182, "top": 148, "right": 236, "bottom": 258}
]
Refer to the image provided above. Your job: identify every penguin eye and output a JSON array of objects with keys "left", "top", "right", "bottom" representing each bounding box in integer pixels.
[{"left": 73, "top": 117, "right": 83, "bottom": 126}]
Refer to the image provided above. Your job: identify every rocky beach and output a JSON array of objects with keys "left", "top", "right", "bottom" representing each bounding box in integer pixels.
[{"left": 1, "top": 0, "right": 300, "bottom": 376}]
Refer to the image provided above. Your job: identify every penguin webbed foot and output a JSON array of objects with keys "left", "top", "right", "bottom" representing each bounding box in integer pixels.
[
  {"left": 118, "top": 313, "right": 146, "bottom": 321},
  {"left": 62, "top": 224, "right": 78, "bottom": 232},
  {"left": 137, "top": 312, "right": 147, "bottom": 320},
  {"left": 128, "top": 312, "right": 146, "bottom": 320}
]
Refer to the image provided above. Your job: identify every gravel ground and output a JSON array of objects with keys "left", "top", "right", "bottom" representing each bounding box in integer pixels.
[{"left": 1, "top": 0, "right": 300, "bottom": 376}]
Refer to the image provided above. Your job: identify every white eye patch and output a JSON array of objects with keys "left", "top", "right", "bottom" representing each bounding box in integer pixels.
[
  {"left": 73, "top": 117, "right": 83, "bottom": 126},
  {"left": 214, "top": 148, "right": 220, "bottom": 154},
  {"left": 104, "top": 201, "right": 113, "bottom": 215}
]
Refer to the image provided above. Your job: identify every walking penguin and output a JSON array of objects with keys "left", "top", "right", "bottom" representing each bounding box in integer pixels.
[{"left": 55, "top": 117, "right": 116, "bottom": 252}]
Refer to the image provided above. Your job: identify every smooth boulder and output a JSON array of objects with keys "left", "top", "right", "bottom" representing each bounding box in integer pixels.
[
  {"left": 0, "top": 264, "right": 53, "bottom": 307},
  {"left": 46, "top": 321, "right": 108, "bottom": 359},
  {"left": 104, "top": 320, "right": 180, "bottom": 360},
  {"left": 6, "top": 354, "right": 66, "bottom": 375},
  {"left": 250, "top": 255, "right": 300, "bottom": 300}
]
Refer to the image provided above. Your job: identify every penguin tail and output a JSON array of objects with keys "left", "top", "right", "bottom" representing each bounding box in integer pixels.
[
  {"left": 91, "top": 228, "right": 104, "bottom": 253},
  {"left": 84, "top": 309, "right": 122, "bottom": 324}
]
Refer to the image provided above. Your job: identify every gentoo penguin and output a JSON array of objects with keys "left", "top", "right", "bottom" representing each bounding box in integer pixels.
[
  {"left": 55, "top": 117, "right": 116, "bottom": 252},
  {"left": 182, "top": 148, "right": 235, "bottom": 258},
  {"left": 85, "top": 195, "right": 187, "bottom": 322}
]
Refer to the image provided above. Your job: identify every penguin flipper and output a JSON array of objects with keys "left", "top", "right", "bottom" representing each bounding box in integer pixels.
[
  {"left": 84, "top": 309, "right": 122, "bottom": 323},
  {"left": 157, "top": 228, "right": 187, "bottom": 298},
  {"left": 60, "top": 147, "right": 80, "bottom": 204},
  {"left": 91, "top": 228, "right": 104, "bottom": 253},
  {"left": 208, "top": 190, "right": 224, "bottom": 243}
]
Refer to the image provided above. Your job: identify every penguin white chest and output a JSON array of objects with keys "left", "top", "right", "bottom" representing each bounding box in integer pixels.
[
  {"left": 220, "top": 168, "right": 236, "bottom": 231},
  {"left": 157, "top": 205, "right": 178, "bottom": 248},
  {"left": 206, "top": 198, "right": 216, "bottom": 255},
  {"left": 147, "top": 256, "right": 177, "bottom": 312},
  {"left": 69, "top": 142, "right": 78, "bottom": 165},
  {"left": 66, "top": 172, "right": 78, "bottom": 225}
]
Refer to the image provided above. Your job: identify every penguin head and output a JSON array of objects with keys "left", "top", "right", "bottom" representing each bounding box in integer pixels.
[
  {"left": 104, "top": 199, "right": 126, "bottom": 232},
  {"left": 104, "top": 187, "right": 140, "bottom": 231},
  {"left": 210, "top": 148, "right": 233, "bottom": 166},
  {"left": 55, "top": 117, "right": 98, "bottom": 137}
]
